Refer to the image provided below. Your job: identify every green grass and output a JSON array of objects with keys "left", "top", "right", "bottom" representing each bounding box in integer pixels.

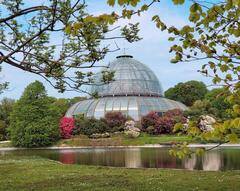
[
  {"left": 122, "top": 133, "right": 193, "bottom": 145},
  {"left": 0, "top": 134, "right": 193, "bottom": 148},
  {"left": 0, "top": 155, "right": 239, "bottom": 191},
  {"left": 57, "top": 133, "right": 194, "bottom": 147}
]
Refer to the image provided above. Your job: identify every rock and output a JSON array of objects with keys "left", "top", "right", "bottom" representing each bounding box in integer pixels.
[
  {"left": 89, "top": 132, "right": 110, "bottom": 139},
  {"left": 124, "top": 130, "right": 140, "bottom": 138},
  {"left": 124, "top": 120, "right": 141, "bottom": 132},
  {"left": 124, "top": 120, "right": 141, "bottom": 138},
  {"left": 198, "top": 115, "right": 216, "bottom": 132},
  {"left": 183, "top": 118, "right": 190, "bottom": 131},
  {"left": 124, "top": 120, "right": 135, "bottom": 130},
  {"left": 113, "top": 131, "right": 122, "bottom": 135},
  {"left": 131, "top": 127, "right": 141, "bottom": 132}
]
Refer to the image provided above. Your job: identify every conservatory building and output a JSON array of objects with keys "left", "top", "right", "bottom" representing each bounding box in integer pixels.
[{"left": 66, "top": 55, "right": 187, "bottom": 121}]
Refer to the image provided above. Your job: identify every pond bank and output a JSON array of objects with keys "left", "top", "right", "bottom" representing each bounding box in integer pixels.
[{"left": 1, "top": 143, "right": 240, "bottom": 151}]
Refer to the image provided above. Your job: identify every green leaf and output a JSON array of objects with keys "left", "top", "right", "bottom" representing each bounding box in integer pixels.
[
  {"left": 170, "top": 59, "right": 178, "bottom": 64},
  {"left": 226, "top": 74, "right": 233, "bottom": 81},
  {"left": 173, "top": 123, "right": 183, "bottom": 133},
  {"left": 172, "top": 0, "right": 185, "bottom": 5},
  {"left": 220, "top": 64, "right": 229, "bottom": 72},
  {"left": 107, "top": 0, "right": 115, "bottom": 6},
  {"left": 196, "top": 148, "right": 205, "bottom": 156},
  {"left": 213, "top": 76, "right": 221, "bottom": 84},
  {"left": 141, "top": 4, "right": 148, "bottom": 11},
  {"left": 209, "top": 61, "right": 215, "bottom": 69},
  {"left": 118, "top": 0, "right": 126, "bottom": 6},
  {"left": 190, "top": 3, "right": 202, "bottom": 13},
  {"left": 227, "top": 133, "right": 238, "bottom": 143},
  {"left": 130, "top": 0, "right": 140, "bottom": 7},
  {"left": 64, "top": 25, "right": 72, "bottom": 34}
]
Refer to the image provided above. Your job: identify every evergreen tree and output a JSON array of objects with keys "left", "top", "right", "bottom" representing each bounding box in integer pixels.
[{"left": 9, "top": 81, "right": 60, "bottom": 147}]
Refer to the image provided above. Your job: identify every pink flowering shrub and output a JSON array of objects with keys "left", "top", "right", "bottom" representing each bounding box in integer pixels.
[
  {"left": 60, "top": 117, "right": 75, "bottom": 139},
  {"left": 155, "top": 117, "right": 175, "bottom": 134},
  {"left": 164, "top": 109, "right": 187, "bottom": 124},
  {"left": 104, "top": 112, "right": 127, "bottom": 131},
  {"left": 141, "top": 109, "right": 187, "bottom": 134},
  {"left": 141, "top": 111, "right": 159, "bottom": 131}
]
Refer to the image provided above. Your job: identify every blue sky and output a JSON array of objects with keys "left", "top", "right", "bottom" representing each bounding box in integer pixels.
[{"left": 0, "top": 0, "right": 213, "bottom": 100}]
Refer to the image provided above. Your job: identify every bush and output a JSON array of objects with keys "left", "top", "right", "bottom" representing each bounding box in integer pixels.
[
  {"left": 73, "top": 115, "right": 109, "bottom": 136},
  {"left": 141, "top": 109, "right": 186, "bottom": 135},
  {"left": 72, "top": 114, "right": 85, "bottom": 135},
  {"left": 155, "top": 117, "right": 175, "bottom": 134},
  {"left": 164, "top": 109, "right": 187, "bottom": 124},
  {"left": 141, "top": 111, "right": 159, "bottom": 131},
  {"left": 155, "top": 109, "right": 187, "bottom": 134},
  {"left": 60, "top": 117, "right": 75, "bottom": 139},
  {"left": 185, "top": 100, "right": 216, "bottom": 121},
  {"left": 9, "top": 81, "right": 60, "bottom": 147},
  {"left": 104, "top": 112, "right": 127, "bottom": 131},
  {"left": 146, "top": 126, "right": 155, "bottom": 135}
]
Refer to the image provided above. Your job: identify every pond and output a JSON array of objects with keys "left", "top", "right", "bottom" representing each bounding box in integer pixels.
[{"left": 1, "top": 147, "right": 240, "bottom": 171}]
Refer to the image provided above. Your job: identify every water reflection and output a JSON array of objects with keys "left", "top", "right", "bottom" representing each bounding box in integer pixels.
[
  {"left": 59, "top": 150, "right": 76, "bottom": 164},
  {"left": 1, "top": 147, "right": 240, "bottom": 171},
  {"left": 125, "top": 148, "right": 142, "bottom": 168},
  {"left": 183, "top": 156, "right": 196, "bottom": 170},
  {"left": 202, "top": 152, "right": 222, "bottom": 171}
]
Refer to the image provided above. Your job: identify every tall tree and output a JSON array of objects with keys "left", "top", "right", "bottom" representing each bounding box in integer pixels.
[
  {"left": 0, "top": 98, "right": 15, "bottom": 140},
  {"left": 9, "top": 81, "right": 60, "bottom": 147},
  {"left": 204, "top": 88, "right": 232, "bottom": 119},
  {"left": 165, "top": 80, "right": 208, "bottom": 106}
]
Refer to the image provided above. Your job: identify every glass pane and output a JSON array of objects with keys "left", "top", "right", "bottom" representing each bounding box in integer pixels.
[
  {"left": 120, "top": 98, "right": 128, "bottom": 110},
  {"left": 105, "top": 98, "right": 113, "bottom": 111},
  {"left": 113, "top": 98, "right": 121, "bottom": 111},
  {"left": 94, "top": 99, "right": 105, "bottom": 118}
]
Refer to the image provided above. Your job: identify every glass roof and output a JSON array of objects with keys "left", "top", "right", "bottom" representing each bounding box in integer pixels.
[
  {"left": 91, "top": 55, "right": 163, "bottom": 97},
  {"left": 65, "top": 96, "right": 188, "bottom": 121},
  {"left": 66, "top": 55, "right": 188, "bottom": 120}
]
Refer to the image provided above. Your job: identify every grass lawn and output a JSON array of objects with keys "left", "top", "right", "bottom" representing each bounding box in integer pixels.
[
  {"left": 0, "top": 155, "right": 239, "bottom": 191},
  {"left": 57, "top": 133, "right": 194, "bottom": 147}
]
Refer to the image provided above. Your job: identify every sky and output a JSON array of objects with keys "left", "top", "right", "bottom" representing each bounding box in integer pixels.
[{"left": 0, "top": 0, "right": 213, "bottom": 100}]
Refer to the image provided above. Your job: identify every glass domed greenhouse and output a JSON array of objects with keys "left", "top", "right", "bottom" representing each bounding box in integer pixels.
[{"left": 66, "top": 55, "right": 187, "bottom": 120}]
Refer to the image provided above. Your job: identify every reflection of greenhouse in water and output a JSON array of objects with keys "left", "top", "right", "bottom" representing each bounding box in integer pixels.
[
  {"left": 66, "top": 55, "right": 187, "bottom": 120},
  {"left": 2, "top": 148, "right": 240, "bottom": 170}
]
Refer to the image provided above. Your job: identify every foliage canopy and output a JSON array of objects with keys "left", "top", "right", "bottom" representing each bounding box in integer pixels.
[
  {"left": 9, "top": 81, "right": 60, "bottom": 147},
  {"left": 165, "top": 80, "right": 208, "bottom": 106}
]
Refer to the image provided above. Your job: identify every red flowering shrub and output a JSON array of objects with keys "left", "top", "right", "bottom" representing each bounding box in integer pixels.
[
  {"left": 60, "top": 117, "right": 75, "bottom": 139},
  {"left": 164, "top": 109, "right": 187, "bottom": 124},
  {"left": 141, "top": 111, "right": 159, "bottom": 131},
  {"left": 155, "top": 117, "right": 175, "bottom": 134},
  {"left": 141, "top": 109, "right": 186, "bottom": 134},
  {"left": 155, "top": 109, "right": 187, "bottom": 134},
  {"left": 104, "top": 112, "right": 127, "bottom": 131}
]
